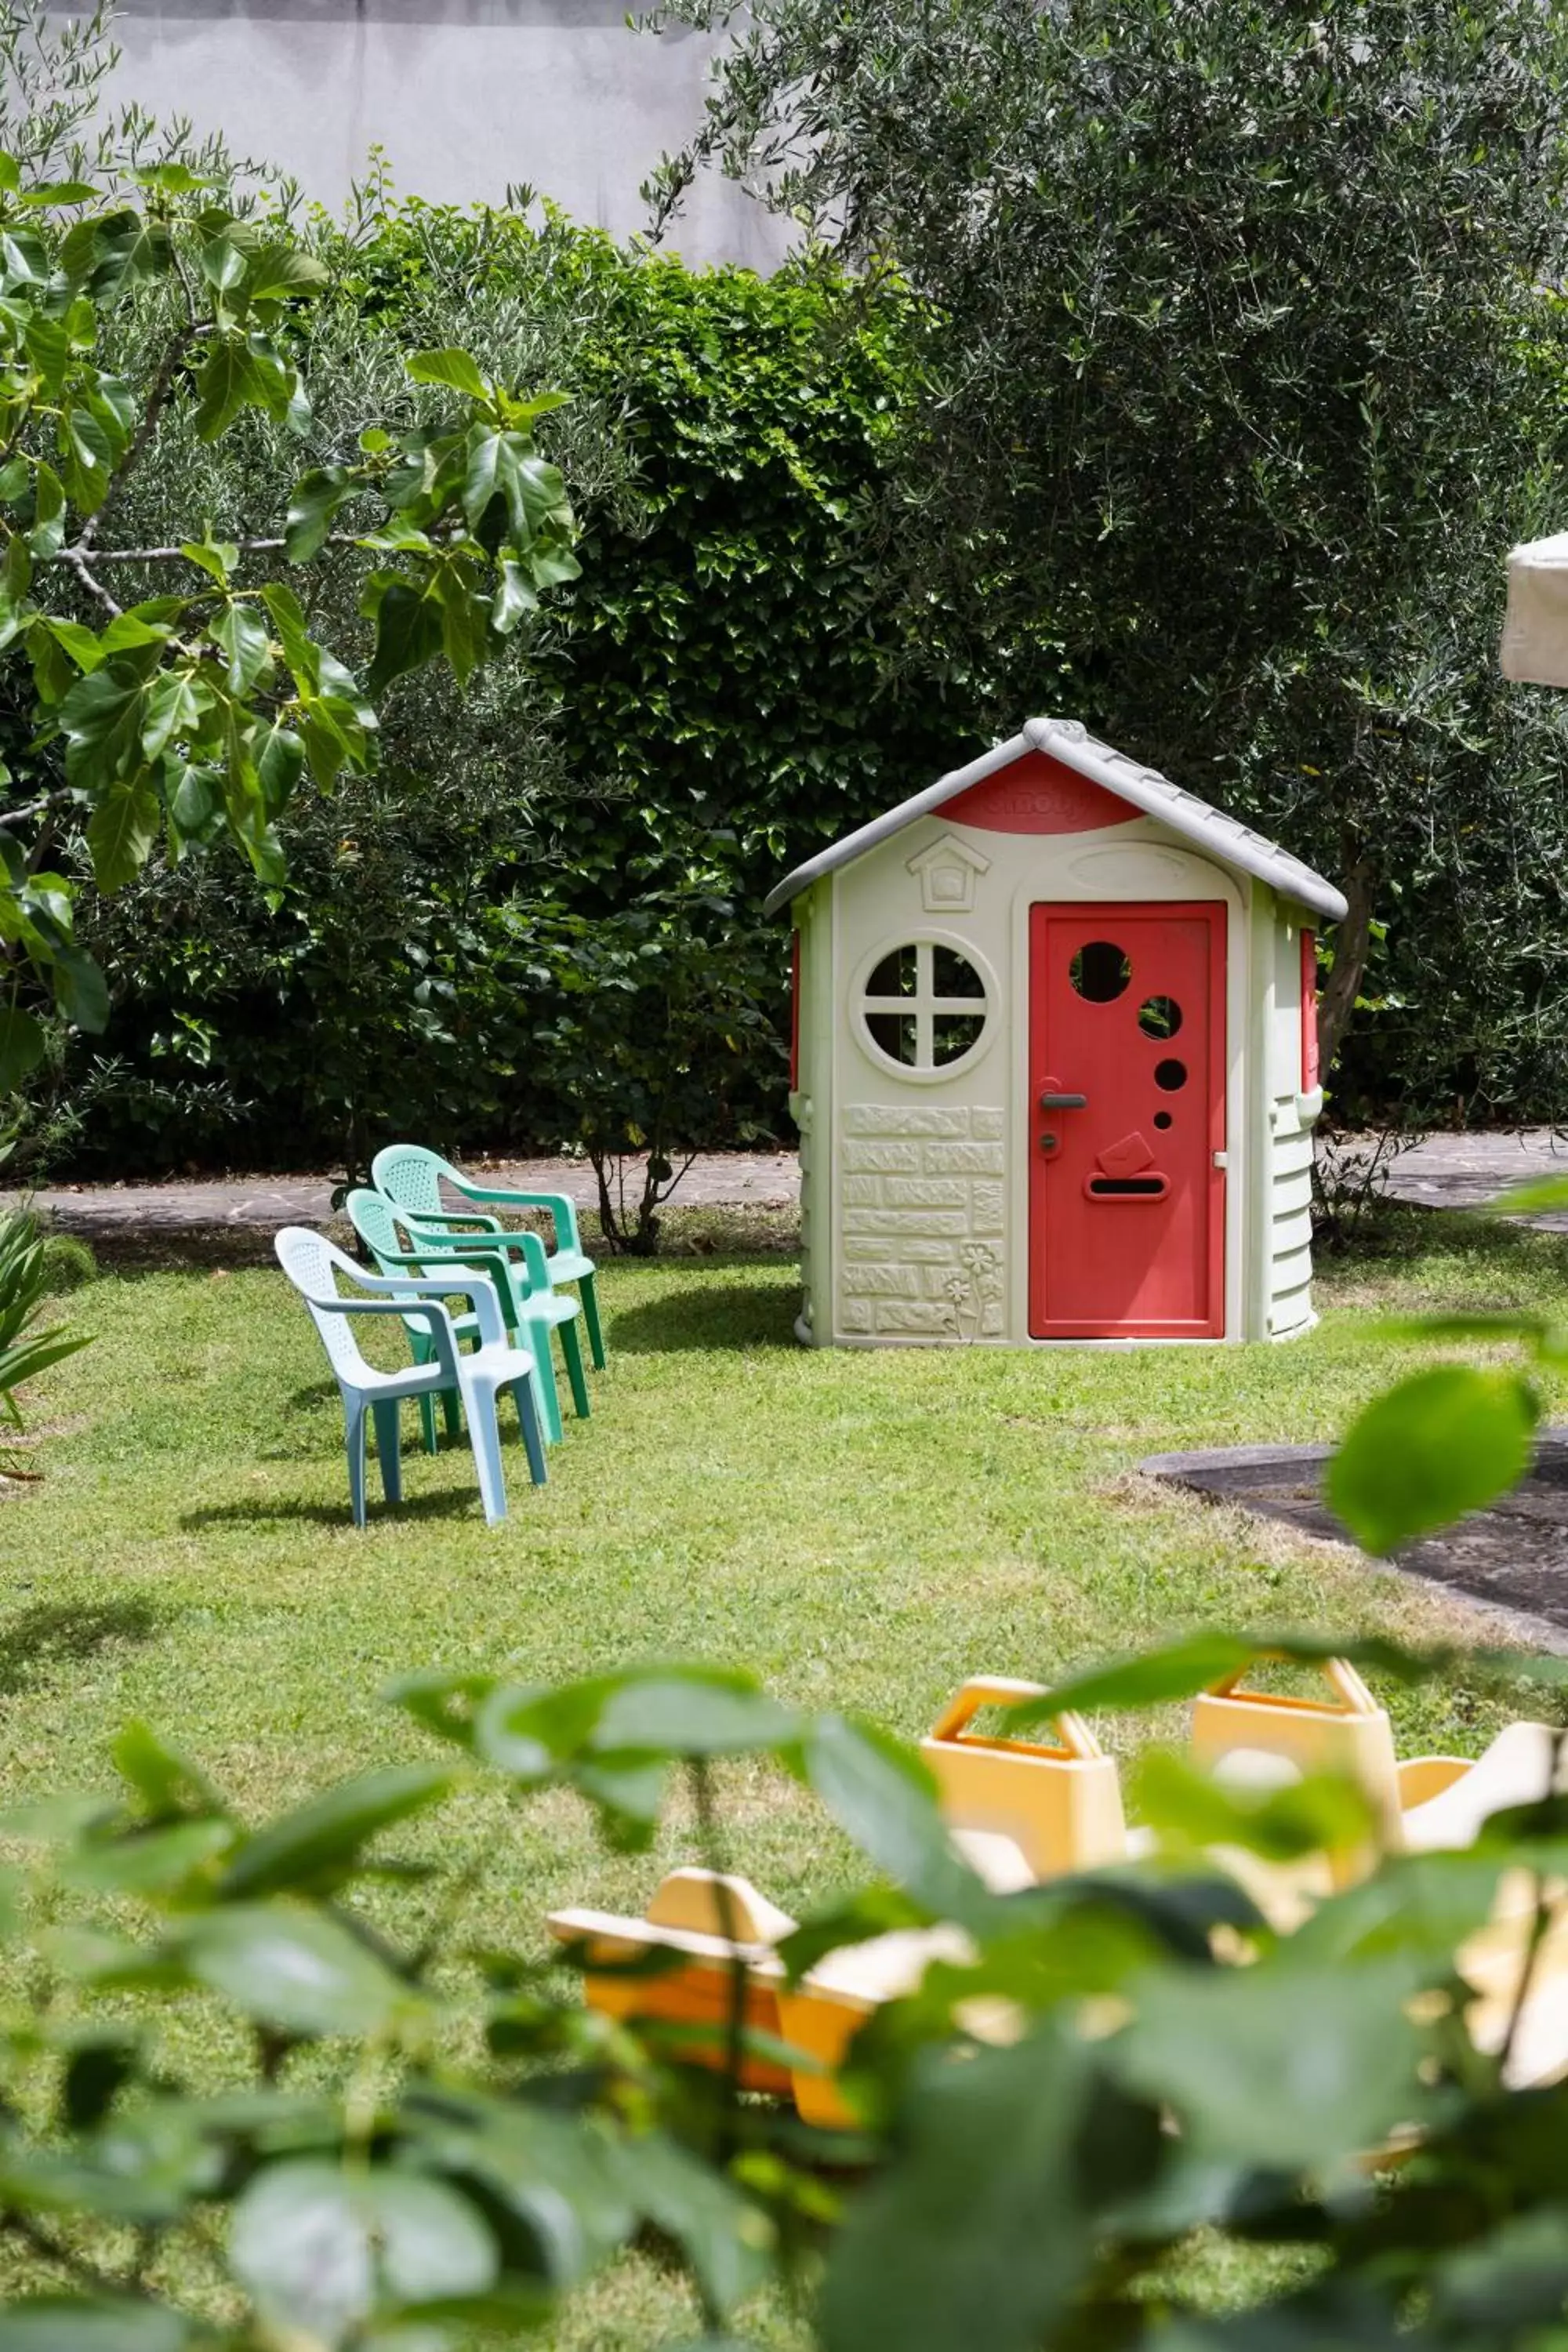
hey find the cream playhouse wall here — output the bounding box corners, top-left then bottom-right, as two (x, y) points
(782, 721), (1344, 1350)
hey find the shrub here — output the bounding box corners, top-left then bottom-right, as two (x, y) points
(503, 850), (786, 1250)
(0, 1628), (1562, 2349)
(0, 1205), (87, 1475)
(35, 153), (1568, 1167)
(49, 208), (982, 1178)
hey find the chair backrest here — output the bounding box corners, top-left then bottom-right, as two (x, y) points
(372, 1144), (456, 1224)
(274, 1226), (372, 1381)
(345, 1187), (414, 1276)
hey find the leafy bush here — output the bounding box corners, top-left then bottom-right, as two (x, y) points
(0, 1204), (86, 1474)
(41, 206), (981, 1178)
(0, 1627), (1565, 2348)
(37, 1225), (96, 1293)
(502, 850), (786, 1250)
(26, 60), (1568, 1164)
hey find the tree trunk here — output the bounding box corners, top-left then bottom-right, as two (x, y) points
(1317, 853), (1375, 1076)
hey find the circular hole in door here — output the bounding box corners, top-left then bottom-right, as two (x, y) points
(1153, 1110), (1174, 1131)
(1154, 1058), (1188, 1091)
(1069, 940), (1131, 1002)
(1138, 995), (1182, 1039)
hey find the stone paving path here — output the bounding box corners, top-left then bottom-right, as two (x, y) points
(5, 1126), (1567, 1236)
(6, 1151), (801, 1234)
(1373, 1126), (1568, 1228)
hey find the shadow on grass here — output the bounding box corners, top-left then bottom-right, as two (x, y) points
(180, 1483), (496, 1533)
(610, 1280), (799, 1354)
(0, 1596), (169, 1697)
(68, 1207), (800, 1279)
(70, 1226), (298, 1276)
(1317, 1199), (1568, 1268)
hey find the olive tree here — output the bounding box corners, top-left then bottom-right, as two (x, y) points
(648, 0), (1568, 1078)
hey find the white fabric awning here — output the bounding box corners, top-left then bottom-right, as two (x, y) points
(1501, 532), (1568, 686)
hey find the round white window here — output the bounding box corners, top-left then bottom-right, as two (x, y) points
(855, 938), (993, 1078)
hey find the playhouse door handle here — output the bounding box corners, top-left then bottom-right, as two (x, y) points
(1039, 1090), (1087, 1110)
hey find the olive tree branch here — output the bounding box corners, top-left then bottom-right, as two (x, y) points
(1, 785), (75, 832)
(56, 540), (120, 616)
(47, 530), (361, 567)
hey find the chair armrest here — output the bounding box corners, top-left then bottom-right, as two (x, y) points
(452, 1178), (584, 1257)
(397, 1218), (553, 1297)
(311, 1293), (465, 1381)
(341, 1263), (510, 1350)
(409, 1209), (503, 1234)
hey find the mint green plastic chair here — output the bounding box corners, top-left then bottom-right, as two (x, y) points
(274, 1228), (546, 1526)
(372, 1144), (605, 1373)
(345, 1187), (575, 1451)
(343, 1189), (464, 1456)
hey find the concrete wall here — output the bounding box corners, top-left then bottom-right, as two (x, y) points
(45, 0), (788, 269)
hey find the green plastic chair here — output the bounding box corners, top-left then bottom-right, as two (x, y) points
(372, 1144), (605, 1373)
(343, 1189), (468, 1455)
(347, 1187), (586, 1449)
(274, 1227), (546, 1526)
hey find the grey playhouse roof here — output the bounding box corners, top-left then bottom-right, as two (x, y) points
(762, 717), (1349, 924)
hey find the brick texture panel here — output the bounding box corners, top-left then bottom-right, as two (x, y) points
(837, 1104), (1007, 1341)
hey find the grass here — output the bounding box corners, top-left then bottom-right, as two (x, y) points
(3, 1200), (1566, 2345)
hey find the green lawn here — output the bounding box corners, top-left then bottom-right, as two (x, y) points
(3, 1204), (1565, 2345)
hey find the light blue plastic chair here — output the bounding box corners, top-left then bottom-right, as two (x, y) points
(372, 1144), (605, 1372)
(344, 1187), (570, 1452)
(274, 1228), (546, 1526)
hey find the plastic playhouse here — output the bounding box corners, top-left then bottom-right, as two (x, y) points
(768, 717), (1347, 1348)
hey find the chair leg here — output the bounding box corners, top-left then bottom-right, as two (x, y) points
(371, 1399), (402, 1505)
(579, 1272), (606, 1370)
(512, 1377), (548, 1487)
(526, 1318), (564, 1444)
(343, 1397), (368, 1528)
(407, 1330), (441, 1454)
(558, 1317), (591, 1421)
(416, 1392), (439, 1456)
(441, 1385), (462, 1439)
(463, 1383), (509, 1525)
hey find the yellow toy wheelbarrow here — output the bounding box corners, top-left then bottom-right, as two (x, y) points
(546, 1864), (971, 2129)
(548, 1662), (1568, 2125)
(920, 1674), (1128, 1889)
(548, 1679), (1131, 2126)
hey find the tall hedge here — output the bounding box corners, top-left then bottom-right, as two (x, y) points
(48, 212), (982, 1175)
(31, 198), (1568, 1174)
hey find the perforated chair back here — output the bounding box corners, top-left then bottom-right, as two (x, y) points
(274, 1226), (373, 1381)
(372, 1144), (456, 1225)
(345, 1187), (416, 1275)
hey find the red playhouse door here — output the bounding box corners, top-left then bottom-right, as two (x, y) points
(1029, 902), (1226, 1339)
